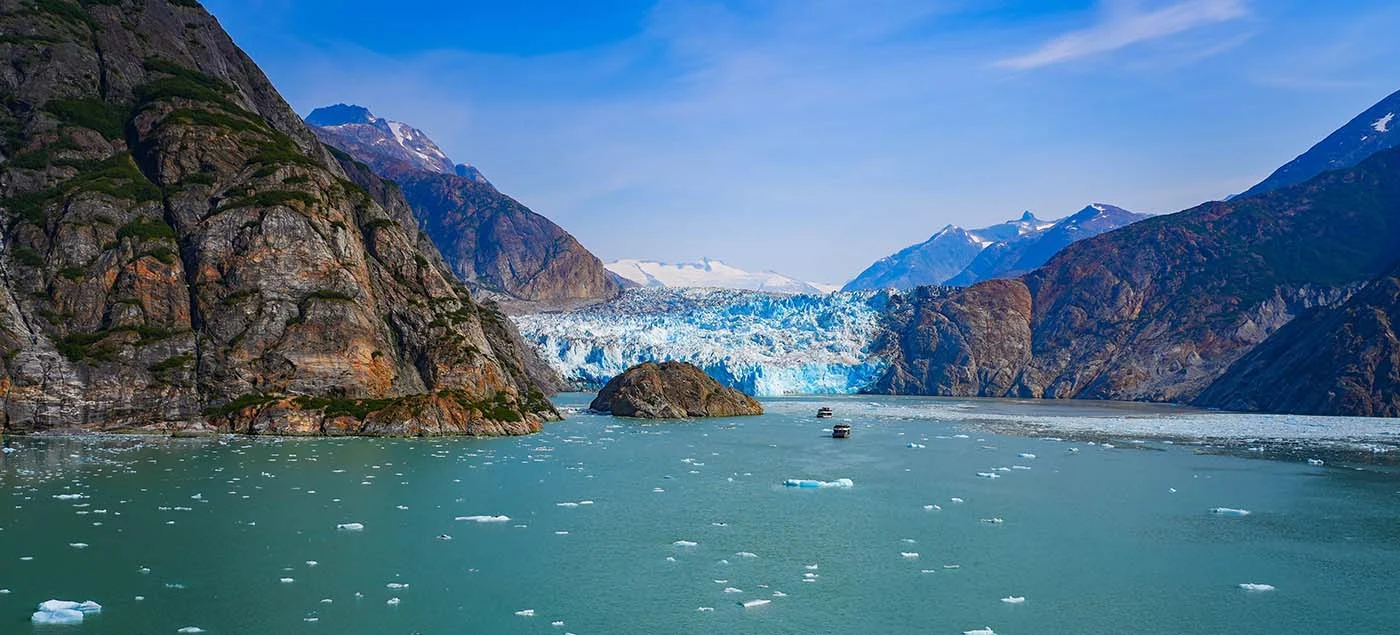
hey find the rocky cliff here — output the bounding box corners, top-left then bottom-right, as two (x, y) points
(1194, 263), (1400, 417)
(0, 0), (558, 434)
(306, 106), (620, 304)
(869, 144), (1400, 408)
(589, 361), (763, 419)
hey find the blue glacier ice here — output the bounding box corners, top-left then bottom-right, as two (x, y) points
(512, 288), (890, 396)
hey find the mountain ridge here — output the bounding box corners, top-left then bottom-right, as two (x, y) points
(606, 257), (837, 295)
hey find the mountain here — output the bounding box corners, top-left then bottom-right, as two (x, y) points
(870, 142), (1400, 407)
(842, 212), (1051, 291)
(1195, 262), (1400, 417)
(944, 204), (1150, 286)
(605, 258), (837, 295)
(513, 288), (889, 396)
(0, 0), (557, 434)
(1240, 89), (1400, 198)
(307, 105), (620, 304)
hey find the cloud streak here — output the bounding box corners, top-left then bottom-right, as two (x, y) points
(997, 0), (1249, 70)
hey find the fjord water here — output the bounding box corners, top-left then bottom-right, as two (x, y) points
(2, 395), (1399, 634)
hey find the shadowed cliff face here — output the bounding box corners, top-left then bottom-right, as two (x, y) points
(1195, 263), (1400, 417)
(872, 145), (1400, 411)
(0, 0), (557, 434)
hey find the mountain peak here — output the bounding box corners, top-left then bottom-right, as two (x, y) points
(305, 103), (376, 127)
(1019, 211), (1038, 222)
(605, 259), (836, 295)
(1241, 87), (1400, 198)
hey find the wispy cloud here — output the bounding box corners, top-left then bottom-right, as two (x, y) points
(997, 0), (1249, 70)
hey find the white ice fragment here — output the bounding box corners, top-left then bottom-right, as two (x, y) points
(980, 518), (1004, 524)
(387, 597), (401, 606)
(280, 577), (294, 584)
(782, 478), (853, 488)
(336, 522), (365, 531)
(950, 497), (965, 503)
(32, 599), (101, 625)
(900, 552), (919, 558)
(906, 443), (926, 449)
(1017, 453), (1036, 459)
(177, 628), (207, 633)
(69, 542), (89, 549)
(1001, 596), (1025, 604)
(964, 628), (996, 635)
(735, 551), (758, 558)
(556, 502), (579, 508)
(306, 561), (318, 567)
(456, 515), (510, 523)
(1307, 459), (1324, 466)
(696, 607), (714, 612)
(976, 472), (1000, 479)
(1210, 508), (1251, 516)
(672, 540), (698, 547)
(723, 587), (743, 593)
(1239, 583), (1275, 592)
(515, 609), (535, 617)
(386, 583), (408, 589)
(742, 599), (771, 608)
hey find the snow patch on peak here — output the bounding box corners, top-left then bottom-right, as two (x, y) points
(1373, 112), (1394, 133)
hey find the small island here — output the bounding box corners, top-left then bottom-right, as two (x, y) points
(589, 361), (764, 418)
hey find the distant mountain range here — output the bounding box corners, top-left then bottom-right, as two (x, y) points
(306, 105), (619, 304)
(606, 258), (838, 295)
(1240, 88), (1400, 198)
(844, 205), (1148, 291)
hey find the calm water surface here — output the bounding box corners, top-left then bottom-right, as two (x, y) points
(1, 394), (1398, 634)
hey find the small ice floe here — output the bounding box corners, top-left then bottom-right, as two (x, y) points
(673, 540), (698, 547)
(1001, 596), (1025, 604)
(653, 487), (665, 493)
(1209, 508), (1251, 516)
(742, 599), (771, 608)
(723, 587), (743, 594)
(964, 628), (996, 635)
(69, 542), (89, 549)
(772, 591), (787, 597)
(1068, 448), (1080, 454)
(554, 531), (569, 535)
(782, 478), (853, 488)
(514, 609), (535, 617)
(805, 564), (819, 570)
(976, 472), (1000, 479)
(336, 522), (365, 531)
(0, 589), (9, 594)
(980, 518), (1004, 524)
(134, 596), (143, 601)
(906, 443), (926, 449)
(1239, 583), (1275, 592)
(53, 494), (86, 500)
(437, 534), (453, 541)
(696, 606), (714, 612)
(456, 515), (510, 523)
(735, 552), (758, 558)
(950, 497), (965, 504)
(552, 620), (564, 627)
(578, 500), (594, 505)
(177, 628), (206, 634)
(31, 599), (101, 625)
(1011, 465), (1031, 471)
(395, 505), (408, 511)
(306, 561), (318, 567)
(900, 552), (919, 559)
(1017, 453), (1036, 459)
(387, 598), (401, 606)
(387, 583), (409, 589)
(1101, 443), (1116, 449)
(1, 447), (14, 453)
(556, 502), (579, 508)
(1169, 488), (1177, 494)
(139, 566), (151, 574)
(1307, 459), (1325, 466)
(279, 577), (294, 584)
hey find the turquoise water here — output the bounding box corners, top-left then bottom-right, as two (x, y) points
(2, 394), (1399, 634)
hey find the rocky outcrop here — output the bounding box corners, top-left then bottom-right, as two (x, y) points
(0, 0), (557, 434)
(1195, 263), (1400, 417)
(589, 361), (763, 418)
(307, 106), (620, 304)
(871, 144), (1400, 411)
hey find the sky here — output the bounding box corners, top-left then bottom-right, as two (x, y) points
(202, 0), (1400, 285)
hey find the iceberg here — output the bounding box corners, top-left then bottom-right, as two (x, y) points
(513, 288), (890, 396)
(1000, 596), (1025, 604)
(1239, 583), (1275, 592)
(783, 478), (854, 489)
(742, 599), (771, 608)
(672, 540), (698, 547)
(336, 522), (365, 531)
(964, 628), (996, 635)
(32, 599), (101, 625)
(456, 515), (510, 523)
(1209, 508), (1251, 516)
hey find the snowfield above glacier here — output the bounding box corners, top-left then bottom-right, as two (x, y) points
(512, 288), (890, 396)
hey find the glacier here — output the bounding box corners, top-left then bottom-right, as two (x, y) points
(512, 288), (889, 396)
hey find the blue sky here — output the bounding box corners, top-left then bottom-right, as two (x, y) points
(203, 0), (1400, 284)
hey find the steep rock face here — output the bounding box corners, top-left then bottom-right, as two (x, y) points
(842, 225), (992, 292)
(307, 106), (619, 303)
(868, 280), (1032, 396)
(0, 0), (557, 434)
(1195, 263), (1400, 417)
(872, 145), (1400, 408)
(945, 204), (1148, 286)
(1241, 89), (1400, 198)
(589, 361), (763, 418)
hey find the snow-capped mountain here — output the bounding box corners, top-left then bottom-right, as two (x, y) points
(512, 288), (889, 396)
(945, 204), (1150, 286)
(1241, 88), (1400, 198)
(605, 258), (838, 295)
(305, 104), (488, 183)
(842, 212), (1055, 291)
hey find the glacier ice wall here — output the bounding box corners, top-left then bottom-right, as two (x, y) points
(512, 288), (890, 396)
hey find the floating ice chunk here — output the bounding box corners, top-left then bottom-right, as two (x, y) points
(735, 552), (758, 558)
(32, 599), (101, 625)
(1239, 583), (1275, 592)
(906, 443), (926, 449)
(437, 534), (453, 541)
(0, 589), (8, 594)
(1001, 596), (1025, 604)
(772, 591), (787, 597)
(673, 540), (698, 547)
(805, 564), (819, 570)
(456, 515), (510, 523)
(782, 478), (853, 488)
(964, 628), (996, 635)
(336, 522), (365, 531)
(387, 583), (408, 589)
(950, 497), (964, 503)
(1017, 453), (1036, 459)
(900, 552), (919, 558)
(556, 502), (579, 508)
(552, 620), (564, 627)
(69, 542), (89, 548)
(387, 597), (401, 606)
(53, 494), (86, 500)
(1307, 459), (1324, 466)
(742, 599), (771, 608)
(723, 587), (743, 594)
(177, 628), (207, 634)
(578, 500), (594, 505)
(980, 518), (1004, 524)
(280, 577), (294, 584)
(515, 609), (535, 617)
(306, 561), (318, 567)
(396, 505), (408, 510)
(696, 607), (714, 612)
(653, 488), (665, 493)
(1, 447), (14, 453)
(976, 472), (1000, 479)
(1169, 488), (1177, 493)
(1210, 508), (1251, 516)
(1011, 465), (1031, 470)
